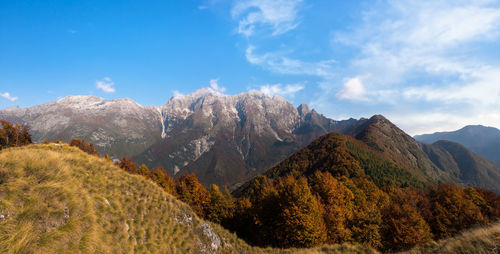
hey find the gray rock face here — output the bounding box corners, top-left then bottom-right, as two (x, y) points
(0, 95), (162, 159)
(139, 88), (358, 187)
(0, 89), (358, 187)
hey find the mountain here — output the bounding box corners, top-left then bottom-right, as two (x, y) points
(236, 117), (500, 196)
(422, 140), (500, 194)
(135, 89), (358, 187)
(415, 125), (500, 163)
(346, 115), (452, 183)
(234, 132), (429, 197)
(0, 96), (162, 159)
(0, 143), (376, 253)
(1, 89), (359, 187)
(3, 90), (499, 191)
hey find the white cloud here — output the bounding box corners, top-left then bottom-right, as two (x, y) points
(258, 83), (304, 97)
(0, 92), (18, 102)
(245, 45), (336, 78)
(96, 77), (116, 93)
(332, 0), (500, 92)
(317, 0), (500, 132)
(209, 79), (226, 93)
(231, 0), (303, 36)
(172, 90), (184, 98)
(336, 77), (367, 101)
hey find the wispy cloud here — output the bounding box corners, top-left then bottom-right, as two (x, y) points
(209, 79), (226, 93)
(322, 0), (500, 132)
(96, 77), (116, 93)
(245, 45), (335, 78)
(257, 83), (304, 97)
(0, 92), (18, 102)
(231, 0), (303, 36)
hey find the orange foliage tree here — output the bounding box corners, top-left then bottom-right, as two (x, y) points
(273, 176), (327, 248)
(151, 166), (176, 196)
(205, 184), (235, 224)
(309, 171), (354, 244)
(430, 184), (488, 238)
(0, 120), (32, 149)
(69, 138), (99, 156)
(382, 188), (432, 251)
(176, 173), (209, 217)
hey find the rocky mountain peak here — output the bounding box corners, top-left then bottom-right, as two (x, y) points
(297, 104), (311, 116)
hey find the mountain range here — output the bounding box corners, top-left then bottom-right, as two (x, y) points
(0, 88), (359, 187)
(1, 88), (500, 193)
(415, 125), (500, 164)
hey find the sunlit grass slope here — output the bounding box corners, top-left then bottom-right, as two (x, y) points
(403, 222), (500, 254)
(0, 144), (376, 254)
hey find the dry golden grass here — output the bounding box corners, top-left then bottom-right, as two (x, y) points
(403, 221), (500, 254)
(0, 144), (376, 254)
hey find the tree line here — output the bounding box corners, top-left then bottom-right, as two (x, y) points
(114, 155), (500, 251)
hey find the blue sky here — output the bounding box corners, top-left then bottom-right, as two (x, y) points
(1, 0), (500, 135)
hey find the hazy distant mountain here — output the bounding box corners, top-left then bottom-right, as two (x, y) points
(422, 140), (500, 193)
(415, 125), (500, 163)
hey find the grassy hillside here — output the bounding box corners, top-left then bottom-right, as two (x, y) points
(403, 221), (500, 254)
(0, 144), (376, 254)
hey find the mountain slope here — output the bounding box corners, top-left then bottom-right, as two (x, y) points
(0, 144), (250, 253)
(0, 144), (378, 254)
(422, 140), (500, 194)
(234, 132), (428, 197)
(346, 115), (454, 184)
(415, 125), (500, 163)
(0, 96), (162, 159)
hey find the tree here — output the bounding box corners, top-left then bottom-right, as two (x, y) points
(273, 176), (327, 248)
(176, 173), (209, 217)
(152, 166), (176, 196)
(382, 188), (432, 251)
(309, 171), (354, 243)
(0, 120), (32, 149)
(138, 164), (152, 178)
(205, 184), (235, 224)
(475, 188), (500, 219)
(430, 184), (488, 238)
(69, 138), (99, 156)
(117, 157), (137, 174)
(345, 178), (388, 249)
